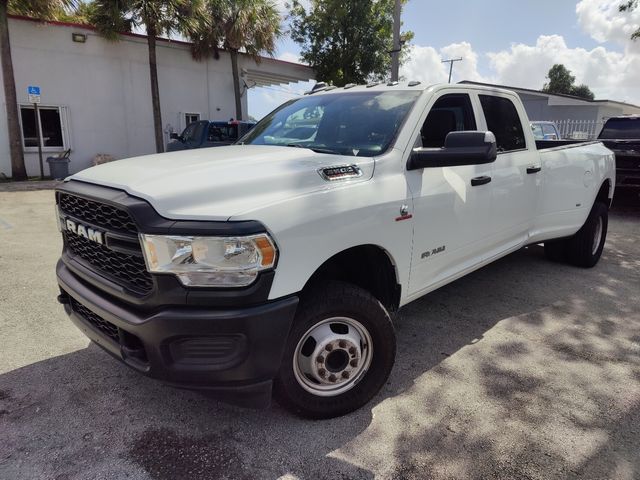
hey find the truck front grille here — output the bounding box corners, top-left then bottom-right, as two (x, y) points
(58, 192), (153, 295)
(70, 297), (119, 342)
(59, 192), (137, 235)
(64, 232), (153, 294)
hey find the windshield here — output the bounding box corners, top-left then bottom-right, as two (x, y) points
(181, 121), (205, 144)
(239, 90), (421, 157)
(598, 118), (640, 139)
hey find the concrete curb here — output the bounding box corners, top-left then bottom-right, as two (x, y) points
(0, 180), (62, 192)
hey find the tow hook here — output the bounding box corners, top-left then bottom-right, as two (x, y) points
(57, 293), (70, 305)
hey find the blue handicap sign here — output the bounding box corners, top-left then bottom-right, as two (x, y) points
(27, 86), (41, 95)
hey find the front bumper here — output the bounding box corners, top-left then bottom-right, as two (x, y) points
(57, 260), (298, 408)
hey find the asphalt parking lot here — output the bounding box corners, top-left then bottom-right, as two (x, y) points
(1, 188), (639, 480)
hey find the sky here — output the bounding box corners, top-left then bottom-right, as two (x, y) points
(248, 0), (640, 119)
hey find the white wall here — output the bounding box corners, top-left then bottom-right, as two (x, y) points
(0, 17), (312, 177)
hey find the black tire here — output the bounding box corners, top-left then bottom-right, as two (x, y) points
(566, 201), (608, 268)
(274, 281), (396, 419)
(544, 239), (568, 262)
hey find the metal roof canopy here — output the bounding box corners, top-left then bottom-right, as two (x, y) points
(242, 66), (314, 88)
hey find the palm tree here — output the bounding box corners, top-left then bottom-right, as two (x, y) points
(188, 0), (281, 120)
(0, 0), (77, 180)
(88, 0), (198, 153)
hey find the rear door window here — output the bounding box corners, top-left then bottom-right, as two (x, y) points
(479, 95), (526, 152)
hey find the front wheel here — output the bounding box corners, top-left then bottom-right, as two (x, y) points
(274, 282), (396, 419)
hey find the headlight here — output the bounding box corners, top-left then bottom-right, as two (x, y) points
(140, 233), (277, 287)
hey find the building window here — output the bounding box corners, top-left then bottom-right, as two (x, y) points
(19, 105), (69, 151)
(185, 113), (200, 127)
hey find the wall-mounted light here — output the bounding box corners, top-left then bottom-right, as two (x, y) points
(72, 33), (87, 43)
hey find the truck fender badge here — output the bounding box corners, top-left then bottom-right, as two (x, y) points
(395, 204), (412, 221)
(64, 219), (105, 245)
(318, 164), (363, 181)
(421, 245), (446, 259)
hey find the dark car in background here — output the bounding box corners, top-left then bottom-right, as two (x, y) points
(167, 120), (256, 152)
(598, 116), (640, 194)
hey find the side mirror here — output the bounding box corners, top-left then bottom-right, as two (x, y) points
(170, 132), (180, 140)
(407, 131), (498, 170)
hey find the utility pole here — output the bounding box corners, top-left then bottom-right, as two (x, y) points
(390, 0), (402, 82)
(442, 57), (462, 83)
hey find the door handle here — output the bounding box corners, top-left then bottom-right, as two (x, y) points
(527, 166), (542, 174)
(471, 175), (492, 186)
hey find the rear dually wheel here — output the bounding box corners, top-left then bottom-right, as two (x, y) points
(543, 201), (608, 268)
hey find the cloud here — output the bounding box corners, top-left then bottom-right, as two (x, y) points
(253, 2), (640, 118)
(486, 34), (640, 104)
(440, 42), (486, 83)
(576, 0), (640, 48)
(400, 42), (490, 85)
(278, 51), (301, 63)
(400, 45), (449, 84)
(398, 1), (640, 104)
(400, 34), (640, 105)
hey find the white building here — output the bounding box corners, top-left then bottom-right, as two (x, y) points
(0, 15), (314, 177)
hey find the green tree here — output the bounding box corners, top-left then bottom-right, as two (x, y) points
(55, 1), (94, 23)
(619, 1), (640, 40)
(543, 64), (575, 94)
(1, 0), (77, 180)
(88, 0), (198, 153)
(571, 84), (595, 101)
(188, 0), (281, 120)
(288, 0), (412, 87)
(542, 64), (595, 100)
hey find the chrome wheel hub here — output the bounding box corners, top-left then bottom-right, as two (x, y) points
(293, 317), (373, 397)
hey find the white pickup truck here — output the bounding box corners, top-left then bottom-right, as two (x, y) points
(55, 82), (615, 418)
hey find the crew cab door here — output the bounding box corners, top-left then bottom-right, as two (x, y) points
(477, 94), (540, 252)
(405, 92), (494, 299)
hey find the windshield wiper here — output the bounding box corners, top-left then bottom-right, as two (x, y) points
(285, 143), (341, 155)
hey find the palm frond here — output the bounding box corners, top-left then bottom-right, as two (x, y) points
(8, 0), (80, 20)
(186, 0), (281, 62)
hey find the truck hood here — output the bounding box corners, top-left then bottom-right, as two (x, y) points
(70, 145), (374, 220)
